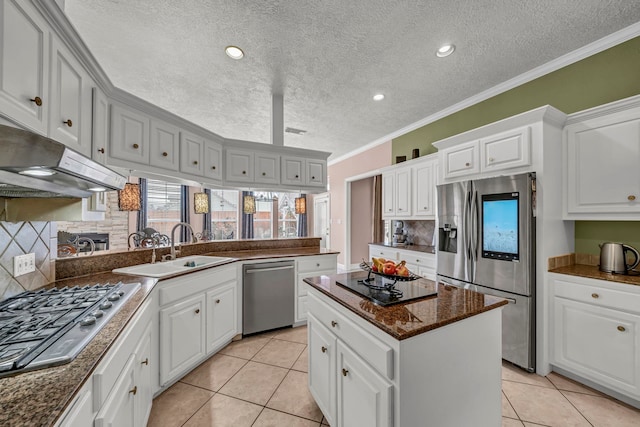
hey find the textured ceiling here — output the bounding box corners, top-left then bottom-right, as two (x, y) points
(64, 0), (640, 160)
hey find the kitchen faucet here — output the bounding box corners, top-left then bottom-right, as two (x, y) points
(162, 222), (197, 261)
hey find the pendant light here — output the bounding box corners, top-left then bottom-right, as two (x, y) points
(118, 183), (141, 211)
(295, 195), (306, 214)
(243, 194), (256, 214)
(194, 192), (209, 214)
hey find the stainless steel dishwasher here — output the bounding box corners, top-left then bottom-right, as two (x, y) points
(243, 260), (295, 335)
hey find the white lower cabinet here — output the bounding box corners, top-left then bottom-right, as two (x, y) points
(56, 382), (93, 427)
(550, 273), (640, 403)
(308, 315), (337, 426)
(94, 354), (137, 427)
(206, 282), (237, 353)
(295, 254), (338, 322)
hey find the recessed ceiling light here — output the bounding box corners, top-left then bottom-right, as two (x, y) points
(225, 46), (244, 60)
(436, 44), (455, 58)
(373, 94), (385, 101)
(19, 168), (55, 177)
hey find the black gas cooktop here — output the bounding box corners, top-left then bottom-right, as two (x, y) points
(336, 276), (436, 306)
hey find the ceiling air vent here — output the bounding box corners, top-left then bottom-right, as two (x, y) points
(285, 127), (307, 135)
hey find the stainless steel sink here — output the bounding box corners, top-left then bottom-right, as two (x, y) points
(112, 255), (234, 278)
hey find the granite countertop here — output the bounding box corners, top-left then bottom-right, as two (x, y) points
(369, 242), (436, 254)
(549, 264), (640, 287)
(0, 247), (339, 426)
(303, 271), (507, 340)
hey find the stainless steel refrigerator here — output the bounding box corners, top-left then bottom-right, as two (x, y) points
(436, 172), (536, 371)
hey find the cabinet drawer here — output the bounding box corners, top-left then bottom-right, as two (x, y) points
(308, 291), (393, 379)
(397, 251), (435, 268)
(298, 256), (337, 273)
(369, 246), (398, 262)
(553, 278), (640, 315)
(159, 266), (236, 306)
(297, 271), (333, 296)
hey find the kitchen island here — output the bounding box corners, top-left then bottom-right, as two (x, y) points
(303, 272), (508, 427)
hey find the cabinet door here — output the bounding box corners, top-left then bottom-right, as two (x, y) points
(566, 113), (640, 215)
(553, 297), (640, 396)
(92, 87), (108, 164)
(336, 341), (392, 427)
(414, 161), (435, 217)
(150, 121), (179, 171)
(226, 149), (254, 182)
(206, 282), (237, 353)
(443, 140), (480, 179)
(110, 104), (150, 164)
(180, 131), (204, 176)
(203, 139), (223, 181)
(308, 315), (337, 426)
(395, 168), (411, 216)
(58, 384), (93, 427)
(480, 126), (530, 172)
(281, 156), (305, 185)
(255, 152), (280, 184)
(94, 355), (136, 427)
(381, 173), (395, 218)
(134, 322), (153, 427)
(160, 294), (206, 385)
(307, 160), (326, 187)
(0, 0), (49, 133)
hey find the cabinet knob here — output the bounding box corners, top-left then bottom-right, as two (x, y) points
(63, 119), (73, 127)
(321, 346), (327, 353)
(212, 166), (216, 170)
(465, 162), (470, 167)
(242, 170), (246, 175)
(129, 386), (137, 395)
(195, 308), (200, 314)
(488, 157), (494, 162)
(331, 320), (338, 328)
(262, 172), (266, 176)
(193, 160), (198, 165)
(317, 263), (320, 267)
(628, 195), (636, 201)
(215, 299), (220, 304)
(133, 143), (139, 149)
(30, 96), (42, 106)
(423, 206), (427, 209)
(312, 176), (315, 179)
(141, 358), (149, 365)
(162, 152), (168, 157)
(342, 368), (349, 377)
(97, 148), (105, 154)
(618, 325), (626, 332)
(295, 175), (299, 178)
(591, 293), (599, 299)
(416, 259), (420, 263)
(398, 208), (403, 211)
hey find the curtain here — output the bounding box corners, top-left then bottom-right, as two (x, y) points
(297, 194), (308, 237)
(180, 185), (190, 242)
(203, 189), (212, 235)
(372, 175), (384, 242)
(136, 178), (148, 232)
(241, 191), (254, 239)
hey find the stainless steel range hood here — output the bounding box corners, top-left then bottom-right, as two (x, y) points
(0, 124), (126, 198)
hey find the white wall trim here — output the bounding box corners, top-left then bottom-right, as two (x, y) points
(329, 21), (640, 167)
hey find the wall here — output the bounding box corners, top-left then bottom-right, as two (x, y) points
(392, 36), (640, 252)
(350, 177), (374, 265)
(328, 141), (392, 266)
(0, 221), (55, 300)
(575, 222), (640, 255)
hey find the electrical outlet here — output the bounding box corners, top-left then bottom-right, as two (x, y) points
(13, 253), (36, 277)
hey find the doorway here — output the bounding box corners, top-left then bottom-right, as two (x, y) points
(313, 194), (330, 250)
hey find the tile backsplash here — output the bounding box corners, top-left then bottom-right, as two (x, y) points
(0, 221), (55, 300)
(388, 220), (436, 246)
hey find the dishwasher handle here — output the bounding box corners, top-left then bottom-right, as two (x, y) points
(245, 265), (295, 274)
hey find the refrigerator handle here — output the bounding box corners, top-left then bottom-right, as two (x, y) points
(471, 189), (479, 262)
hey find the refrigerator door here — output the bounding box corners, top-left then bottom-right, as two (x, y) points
(471, 173), (535, 296)
(436, 180), (472, 282)
(438, 275), (535, 372)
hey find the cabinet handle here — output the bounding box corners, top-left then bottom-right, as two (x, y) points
(162, 152), (168, 157)
(195, 309), (200, 314)
(591, 293), (599, 299)
(129, 386), (137, 395)
(618, 326), (626, 332)
(342, 368), (348, 377)
(465, 162), (470, 167)
(215, 299), (220, 304)
(398, 208), (403, 211)
(331, 320), (338, 328)
(97, 148), (105, 154)
(141, 358), (149, 365)
(30, 96), (43, 106)
(628, 195), (636, 201)
(242, 170), (246, 175)
(63, 119), (73, 127)
(317, 263), (320, 267)
(193, 160), (198, 165)
(321, 346), (327, 353)
(212, 166), (216, 170)
(133, 143), (139, 149)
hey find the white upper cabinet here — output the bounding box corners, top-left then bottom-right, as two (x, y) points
(480, 126), (530, 173)
(180, 131), (205, 176)
(395, 168), (411, 216)
(382, 173), (395, 217)
(306, 159), (327, 187)
(255, 152), (280, 184)
(281, 156), (305, 186)
(110, 103), (150, 165)
(92, 87), (109, 165)
(413, 158), (437, 218)
(150, 121), (179, 171)
(0, 0), (50, 134)
(443, 140), (480, 179)
(564, 99), (640, 219)
(203, 139), (223, 181)
(226, 149), (254, 183)
(382, 153), (437, 220)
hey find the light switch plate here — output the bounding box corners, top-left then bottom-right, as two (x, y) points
(14, 253), (36, 276)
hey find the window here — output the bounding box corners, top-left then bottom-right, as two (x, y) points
(250, 192), (300, 239)
(146, 179), (181, 236)
(278, 193), (298, 238)
(210, 190), (238, 240)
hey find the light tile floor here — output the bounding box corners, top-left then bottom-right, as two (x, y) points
(148, 325), (640, 426)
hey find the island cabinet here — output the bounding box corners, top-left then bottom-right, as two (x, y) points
(306, 285), (503, 427)
(550, 273), (640, 405)
(295, 254), (338, 323)
(158, 265), (239, 386)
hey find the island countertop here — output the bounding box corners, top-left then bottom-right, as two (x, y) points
(303, 271), (507, 340)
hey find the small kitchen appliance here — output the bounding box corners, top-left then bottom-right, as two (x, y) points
(392, 220), (408, 247)
(599, 242), (640, 274)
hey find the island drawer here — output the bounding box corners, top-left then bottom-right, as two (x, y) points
(308, 291), (394, 379)
(553, 276), (640, 315)
(298, 256), (337, 273)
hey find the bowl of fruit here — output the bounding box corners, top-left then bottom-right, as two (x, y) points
(361, 257), (421, 282)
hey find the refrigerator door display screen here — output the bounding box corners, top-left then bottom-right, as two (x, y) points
(482, 193), (519, 261)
